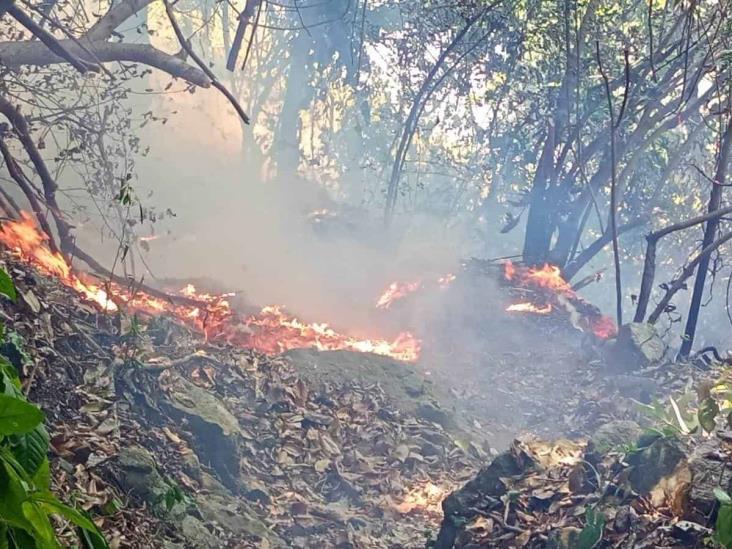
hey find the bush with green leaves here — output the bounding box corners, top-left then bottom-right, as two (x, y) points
(0, 267), (108, 548)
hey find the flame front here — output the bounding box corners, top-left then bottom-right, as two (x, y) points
(503, 260), (616, 339)
(376, 280), (422, 309)
(0, 213), (117, 311)
(506, 302), (552, 314)
(0, 214), (421, 362)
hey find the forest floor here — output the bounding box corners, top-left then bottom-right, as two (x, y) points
(0, 249), (703, 548)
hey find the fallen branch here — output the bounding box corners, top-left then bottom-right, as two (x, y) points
(67, 241), (211, 309)
(0, 133), (60, 253)
(0, 96), (74, 252)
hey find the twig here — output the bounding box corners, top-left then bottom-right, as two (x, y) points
(163, 0), (250, 124)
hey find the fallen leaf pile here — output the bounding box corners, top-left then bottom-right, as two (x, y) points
(0, 253), (481, 548)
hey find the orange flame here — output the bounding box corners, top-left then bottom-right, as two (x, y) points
(0, 213), (117, 311)
(0, 214), (421, 361)
(503, 260), (616, 338)
(376, 280), (422, 309)
(506, 302), (552, 314)
(505, 261), (574, 295)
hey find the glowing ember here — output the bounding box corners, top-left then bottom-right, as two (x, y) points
(0, 213), (421, 362)
(395, 481), (451, 516)
(589, 315), (617, 339)
(506, 302), (552, 314)
(437, 273), (456, 288)
(376, 280), (422, 309)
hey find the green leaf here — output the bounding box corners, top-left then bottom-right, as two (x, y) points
(715, 488), (732, 505)
(0, 522), (8, 549)
(577, 507), (605, 549)
(717, 503), (732, 548)
(7, 527), (36, 549)
(699, 397), (720, 433)
(21, 502), (58, 548)
(33, 495), (108, 549)
(0, 270), (16, 303)
(9, 426), (49, 478)
(31, 459), (50, 493)
(0, 396), (43, 436)
(0, 460), (33, 533)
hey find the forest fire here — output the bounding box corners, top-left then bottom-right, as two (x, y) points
(375, 273), (457, 309)
(506, 302), (552, 314)
(376, 280), (423, 309)
(0, 213), (420, 361)
(503, 260), (616, 339)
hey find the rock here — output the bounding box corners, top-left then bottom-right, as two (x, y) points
(196, 494), (284, 546)
(626, 434), (690, 510)
(179, 515), (218, 548)
(685, 440), (732, 522)
(115, 446), (171, 512)
(162, 372), (242, 490)
(608, 323), (667, 370)
(434, 441), (535, 549)
(590, 420), (643, 454)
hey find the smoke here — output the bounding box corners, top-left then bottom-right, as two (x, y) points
(72, 87), (465, 337)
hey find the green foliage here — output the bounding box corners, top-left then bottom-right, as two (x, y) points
(0, 271), (16, 303)
(577, 507), (605, 549)
(715, 488), (732, 548)
(0, 268), (108, 548)
(158, 484), (187, 513)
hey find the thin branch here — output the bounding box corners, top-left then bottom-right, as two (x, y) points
(648, 230), (732, 324)
(163, 0), (250, 124)
(634, 205), (732, 322)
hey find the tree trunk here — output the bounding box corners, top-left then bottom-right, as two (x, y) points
(678, 118), (732, 358)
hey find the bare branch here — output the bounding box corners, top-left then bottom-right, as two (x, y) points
(6, 4), (98, 73)
(163, 0), (250, 124)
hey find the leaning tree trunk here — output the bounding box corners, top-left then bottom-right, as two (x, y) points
(678, 118), (732, 358)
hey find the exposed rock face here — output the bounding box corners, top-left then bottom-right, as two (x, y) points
(161, 372), (243, 491)
(590, 420), (643, 453)
(434, 428), (732, 548)
(608, 322), (667, 370)
(434, 441), (536, 549)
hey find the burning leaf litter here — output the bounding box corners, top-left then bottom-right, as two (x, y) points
(0, 212), (420, 361)
(503, 260), (617, 339)
(1, 249), (480, 547)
